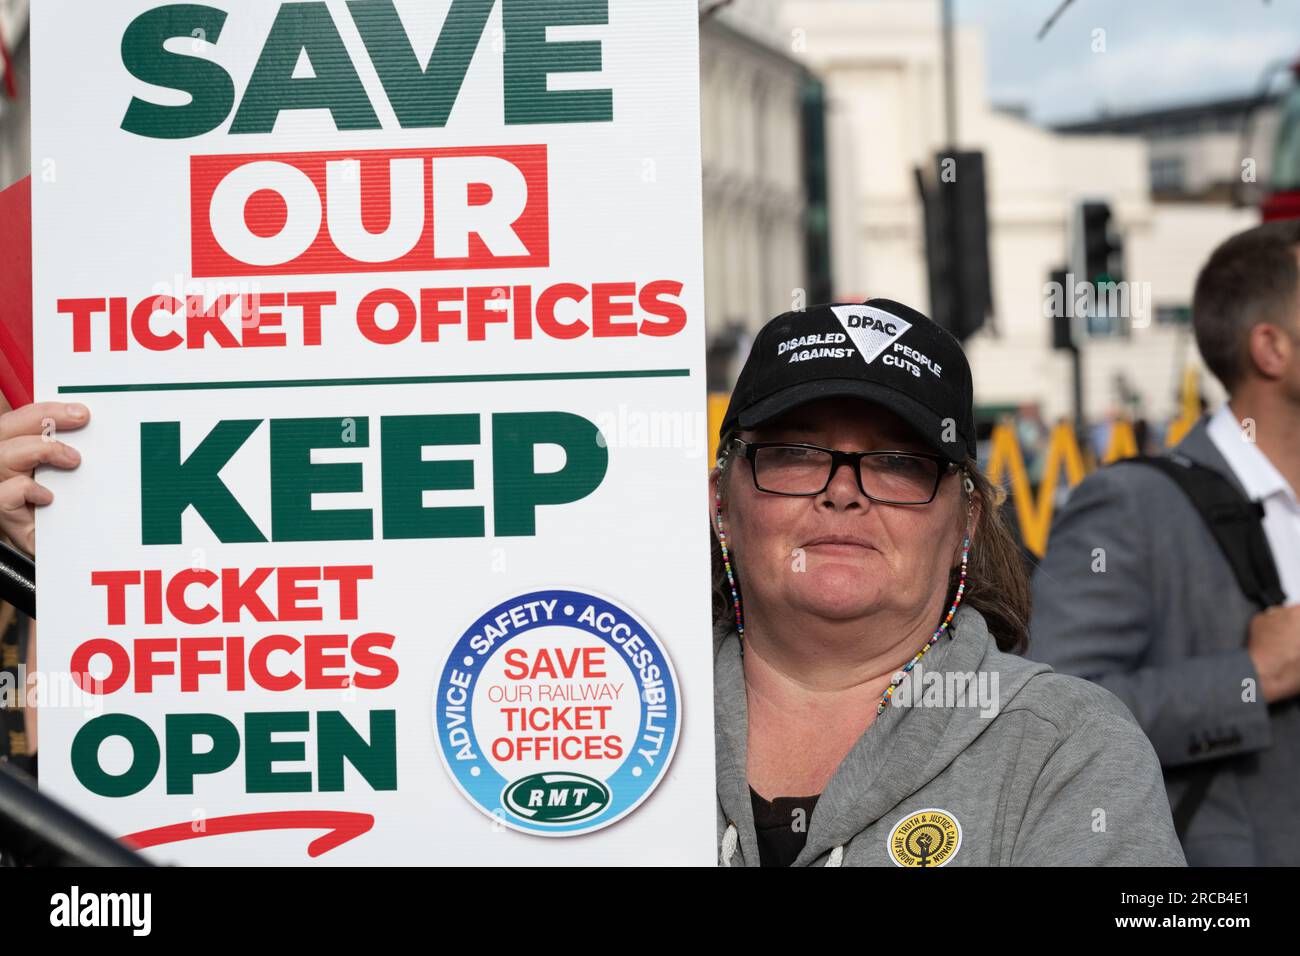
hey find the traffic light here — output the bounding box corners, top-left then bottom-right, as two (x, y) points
(917, 151), (993, 341)
(1077, 201), (1126, 336)
(1081, 201), (1123, 288)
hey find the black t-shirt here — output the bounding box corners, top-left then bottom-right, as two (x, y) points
(749, 786), (820, 867)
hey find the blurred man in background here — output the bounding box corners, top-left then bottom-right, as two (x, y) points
(1031, 220), (1300, 866)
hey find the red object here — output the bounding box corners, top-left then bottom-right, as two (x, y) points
(121, 810), (375, 858)
(0, 175), (33, 408)
(190, 145), (549, 277)
(1260, 189), (1300, 223)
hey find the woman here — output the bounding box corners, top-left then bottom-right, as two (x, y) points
(710, 298), (1185, 866)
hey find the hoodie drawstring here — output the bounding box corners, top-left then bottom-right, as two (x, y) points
(720, 822), (845, 867)
(720, 822), (738, 866)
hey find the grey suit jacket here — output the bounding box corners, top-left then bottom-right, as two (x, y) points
(1030, 416), (1300, 865)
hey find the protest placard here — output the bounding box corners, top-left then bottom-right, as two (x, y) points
(31, 0), (712, 864)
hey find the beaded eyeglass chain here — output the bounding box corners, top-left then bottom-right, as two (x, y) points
(713, 469), (974, 717)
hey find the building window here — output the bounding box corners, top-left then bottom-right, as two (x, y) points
(1150, 155), (1185, 192)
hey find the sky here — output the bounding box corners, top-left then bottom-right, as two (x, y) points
(956, 0), (1300, 124)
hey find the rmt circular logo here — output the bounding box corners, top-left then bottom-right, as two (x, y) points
(434, 589), (680, 836)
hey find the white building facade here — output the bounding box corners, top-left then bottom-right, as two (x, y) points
(700, 6), (812, 338)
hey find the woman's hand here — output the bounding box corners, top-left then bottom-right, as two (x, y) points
(0, 401), (90, 557)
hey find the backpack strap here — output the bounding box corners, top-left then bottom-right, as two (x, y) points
(1116, 454), (1286, 610)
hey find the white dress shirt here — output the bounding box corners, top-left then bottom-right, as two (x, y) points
(1206, 402), (1300, 606)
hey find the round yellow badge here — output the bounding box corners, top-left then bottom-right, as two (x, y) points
(887, 808), (962, 867)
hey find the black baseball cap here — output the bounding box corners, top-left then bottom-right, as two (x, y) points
(716, 298), (976, 464)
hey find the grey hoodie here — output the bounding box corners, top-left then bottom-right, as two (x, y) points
(715, 604), (1188, 866)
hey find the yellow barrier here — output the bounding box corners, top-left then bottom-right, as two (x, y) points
(1165, 367), (1203, 448)
(987, 422), (1086, 557)
(707, 393), (729, 462)
(985, 418), (1156, 556)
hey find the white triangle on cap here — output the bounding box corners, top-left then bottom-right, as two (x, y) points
(830, 304), (911, 364)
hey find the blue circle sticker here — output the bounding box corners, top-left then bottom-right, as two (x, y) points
(433, 589), (681, 836)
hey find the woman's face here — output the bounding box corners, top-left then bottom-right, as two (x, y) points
(712, 397), (969, 628)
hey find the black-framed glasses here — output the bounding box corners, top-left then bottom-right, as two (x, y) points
(729, 438), (958, 504)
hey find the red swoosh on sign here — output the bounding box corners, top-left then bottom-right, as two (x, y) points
(121, 811), (375, 858)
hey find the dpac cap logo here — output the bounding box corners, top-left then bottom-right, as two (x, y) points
(830, 304), (912, 364)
